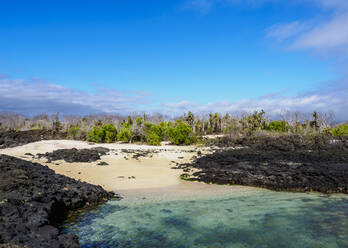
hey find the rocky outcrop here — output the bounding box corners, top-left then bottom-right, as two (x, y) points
(37, 147), (110, 163)
(0, 155), (115, 248)
(180, 139), (348, 194)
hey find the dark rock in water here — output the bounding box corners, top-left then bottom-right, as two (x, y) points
(38, 147), (110, 163)
(97, 161), (109, 166)
(181, 142), (348, 194)
(0, 130), (67, 149)
(0, 154), (114, 248)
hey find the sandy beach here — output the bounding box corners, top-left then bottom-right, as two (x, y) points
(0, 140), (251, 199)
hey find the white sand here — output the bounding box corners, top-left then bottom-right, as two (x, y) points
(0, 140), (255, 198)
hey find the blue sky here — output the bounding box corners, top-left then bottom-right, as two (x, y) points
(1, 0), (348, 119)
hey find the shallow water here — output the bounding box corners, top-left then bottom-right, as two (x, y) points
(61, 188), (348, 248)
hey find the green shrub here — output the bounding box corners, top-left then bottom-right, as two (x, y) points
(331, 125), (348, 137)
(87, 123), (118, 143)
(103, 123), (118, 143)
(117, 123), (132, 143)
(267, 121), (289, 132)
(143, 122), (166, 146)
(145, 132), (162, 146)
(87, 126), (104, 143)
(167, 120), (196, 145)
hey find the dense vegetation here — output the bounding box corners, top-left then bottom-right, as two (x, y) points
(0, 111), (347, 146)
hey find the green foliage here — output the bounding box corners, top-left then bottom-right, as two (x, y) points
(87, 123), (118, 143)
(185, 111), (195, 127)
(87, 126), (104, 143)
(104, 123), (118, 143)
(331, 125), (348, 137)
(135, 117), (143, 126)
(167, 120), (196, 145)
(267, 121), (289, 132)
(247, 110), (267, 132)
(180, 174), (190, 180)
(143, 122), (166, 146)
(117, 123), (132, 143)
(208, 113), (222, 134)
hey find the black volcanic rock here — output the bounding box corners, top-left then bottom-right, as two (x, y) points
(38, 147), (110, 163)
(0, 155), (114, 248)
(180, 139), (348, 194)
(0, 130), (67, 149)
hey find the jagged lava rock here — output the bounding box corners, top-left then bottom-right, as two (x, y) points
(0, 154), (114, 248)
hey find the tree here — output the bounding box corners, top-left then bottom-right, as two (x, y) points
(167, 120), (196, 145)
(310, 111), (320, 131)
(143, 122), (166, 146)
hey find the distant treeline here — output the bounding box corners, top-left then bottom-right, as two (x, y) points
(0, 111), (347, 146)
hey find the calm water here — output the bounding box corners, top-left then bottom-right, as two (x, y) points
(61, 188), (348, 248)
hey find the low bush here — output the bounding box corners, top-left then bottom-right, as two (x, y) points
(104, 123), (118, 143)
(144, 122), (166, 146)
(87, 123), (117, 143)
(167, 120), (196, 145)
(331, 125), (348, 137)
(267, 121), (289, 132)
(117, 123), (132, 143)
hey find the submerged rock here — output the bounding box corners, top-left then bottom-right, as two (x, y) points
(0, 154), (114, 247)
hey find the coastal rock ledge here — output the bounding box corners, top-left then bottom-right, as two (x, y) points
(0, 154), (114, 248)
(180, 145), (348, 194)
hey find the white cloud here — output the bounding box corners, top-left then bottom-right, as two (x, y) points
(292, 15), (348, 50)
(163, 100), (197, 109)
(0, 77), (151, 116)
(266, 0), (348, 57)
(267, 21), (310, 41)
(315, 0), (348, 10)
(163, 79), (348, 121)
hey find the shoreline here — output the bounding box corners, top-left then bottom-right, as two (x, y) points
(0, 140), (269, 203)
(1, 139), (348, 196)
(0, 140), (211, 193)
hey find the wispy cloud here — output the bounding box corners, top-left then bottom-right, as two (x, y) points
(266, 21), (311, 41)
(0, 77), (151, 116)
(2, 75), (347, 120)
(163, 79), (348, 121)
(266, 0), (348, 59)
(163, 100), (198, 110)
(292, 15), (348, 51)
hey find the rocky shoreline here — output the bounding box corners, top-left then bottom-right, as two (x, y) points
(0, 154), (115, 248)
(179, 136), (348, 194)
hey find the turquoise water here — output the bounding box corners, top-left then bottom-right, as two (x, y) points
(61, 189), (348, 248)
